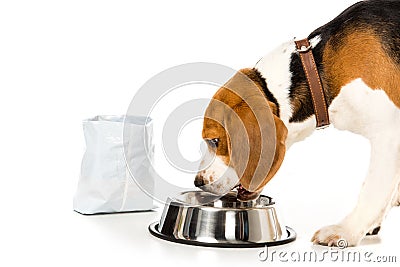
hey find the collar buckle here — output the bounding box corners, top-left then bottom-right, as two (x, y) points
(295, 45), (312, 53)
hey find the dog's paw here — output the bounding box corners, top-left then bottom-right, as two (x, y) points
(311, 224), (361, 247)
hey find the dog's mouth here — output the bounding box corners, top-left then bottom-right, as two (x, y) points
(235, 184), (260, 201)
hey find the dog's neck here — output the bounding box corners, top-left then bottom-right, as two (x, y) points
(255, 37), (322, 148)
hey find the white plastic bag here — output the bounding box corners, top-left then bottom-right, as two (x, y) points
(73, 115), (155, 214)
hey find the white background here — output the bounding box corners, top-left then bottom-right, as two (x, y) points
(1, 0), (399, 266)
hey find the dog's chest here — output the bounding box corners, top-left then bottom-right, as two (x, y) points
(285, 78), (400, 147)
(328, 79), (400, 139)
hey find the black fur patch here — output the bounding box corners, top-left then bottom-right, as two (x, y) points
(366, 226), (381, 236)
(288, 53), (317, 123)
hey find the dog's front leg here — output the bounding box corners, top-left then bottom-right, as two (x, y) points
(312, 136), (400, 247)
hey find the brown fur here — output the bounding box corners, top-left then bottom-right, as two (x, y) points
(202, 69), (287, 193)
(323, 29), (400, 108)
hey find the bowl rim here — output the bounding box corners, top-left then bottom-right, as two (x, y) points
(167, 191), (276, 211)
(148, 222), (296, 248)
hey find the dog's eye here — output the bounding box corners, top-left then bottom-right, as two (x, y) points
(206, 138), (219, 148)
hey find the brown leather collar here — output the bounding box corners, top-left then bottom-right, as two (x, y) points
(295, 39), (330, 129)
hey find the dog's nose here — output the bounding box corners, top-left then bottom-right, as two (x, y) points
(194, 175), (205, 187)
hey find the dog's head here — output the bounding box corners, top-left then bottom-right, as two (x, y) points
(195, 68), (288, 201)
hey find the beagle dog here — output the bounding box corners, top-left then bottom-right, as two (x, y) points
(195, 0), (400, 246)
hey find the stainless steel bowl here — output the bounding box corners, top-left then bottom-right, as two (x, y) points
(149, 191), (296, 248)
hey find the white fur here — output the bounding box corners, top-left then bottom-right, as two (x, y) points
(309, 35), (322, 48)
(255, 40), (295, 124)
(286, 116), (316, 149)
(197, 149), (239, 195)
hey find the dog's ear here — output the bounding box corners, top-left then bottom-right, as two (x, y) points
(251, 114), (287, 191)
(228, 111), (287, 192)
(227, 111), (287, 192)
(222, 70), (287, 192)
(224, 103), (254, 186)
